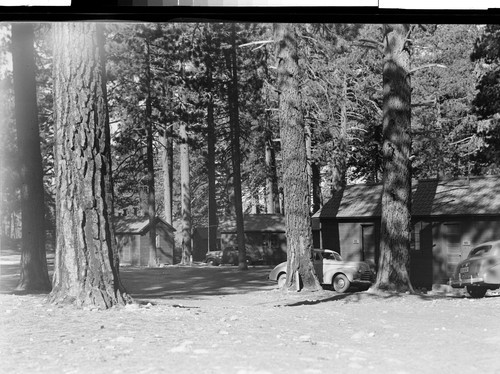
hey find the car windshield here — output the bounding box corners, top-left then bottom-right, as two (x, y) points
(469, 245), (491, 258)
(322, 251), (342, 261)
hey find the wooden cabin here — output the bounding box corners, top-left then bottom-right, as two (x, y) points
(114, 216), (176, 266)
(219, 214), (287, 265)
(314, 176), (500, 288)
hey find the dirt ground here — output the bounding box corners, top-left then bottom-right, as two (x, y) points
(1, 250), (500, 374)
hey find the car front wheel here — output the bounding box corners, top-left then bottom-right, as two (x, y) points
(206, 259), (217, 266)
(277, 273), (287, 288)
(467, 286), (487, 298)
(333, 274), (350, 293)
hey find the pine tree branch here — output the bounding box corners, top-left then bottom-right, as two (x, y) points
(358, 38), (384, 48)
(406, 25), (415, 43)
(113, 148), (143, 174)
(409, 63), (447, 74)
(354, 38), (384, 54)
(450, 136), (473, 146)
(238, 40), (274, 48)
(264, 79), (280, 93)
(412, 98), (437, 107)
(347, 126), (368, 133)
(366, 99), (382, 116)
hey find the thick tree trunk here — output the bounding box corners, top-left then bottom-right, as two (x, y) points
(206, 62), (218, 253)
(97, 25), (125, 293)
(228, 24), (247, 271)
(331, 73), (348, 194)
(265, 138), (275, 214)
(144, 40), (157, 267)
(305, 122), (313, 213)
(264, 48), (280, 215)
(275, 23), (321, 292)
(50, 22), (129, 309)
(11, 23), (51, 293)
(311, 163), (322, 214)
(307, 115), (321, 214)
(179, 122), (192, 265)
(160, 85), (174, 225)
(374, 24), (414, 293)
(160, 128), (173, 225)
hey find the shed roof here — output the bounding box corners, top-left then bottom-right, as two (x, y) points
(219, 214), (285, 233)
(317, 176), (500, 219)
(113, 216), (175, 234)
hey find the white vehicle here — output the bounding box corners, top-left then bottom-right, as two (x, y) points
(268, 249), (374, 293)
(450, 240), (500, 298)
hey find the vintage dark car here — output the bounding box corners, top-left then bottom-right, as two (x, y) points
(268, 249), (374, 293)
(450, 240), (500, 298)
(205, 246), (263, 266)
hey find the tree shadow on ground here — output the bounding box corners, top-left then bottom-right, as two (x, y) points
(119, 264), (276, 301)
(0, 251), (277, 299)
(3, 254), (499, 304)
(0, 252), (55, 294)
(0, 264), (25, 293)
(282, 288), (500, 307)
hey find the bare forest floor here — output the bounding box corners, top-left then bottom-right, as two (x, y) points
(1, 247), (500, 374)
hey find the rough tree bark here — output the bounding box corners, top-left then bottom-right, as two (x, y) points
(144, 40), (157, 267)
(160, 85), (174, 225)
(331, 73), (348, 194)
(265, 138), (276, 214)
(374, 24), (414, 293)
(206, 54), (218, 253)
(49, 23), (129, 309)
(264, 48), (280, 215)
(305, 122), (313, 213)
(11, 23), (51, 292)
(275, 23), (321, 292)
(305, 120), (322, 214)
(179, 121), (192, 265)
(228, 24), (247, 271)
(160, 125), (173, 225)
(311, 163), (322, 214)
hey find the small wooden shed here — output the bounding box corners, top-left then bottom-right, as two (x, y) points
(219, 214), (287, 265)
(114, 216), (176, 266)
(315, 176), (500, 288)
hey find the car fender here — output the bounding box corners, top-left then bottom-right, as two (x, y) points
(269, 262), (287, 281)
(323, 270), (355, 285)
(483, 261), (500, 284)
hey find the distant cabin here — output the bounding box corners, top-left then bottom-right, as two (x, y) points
(192, 226), (222, 262)
(114, 216), (176, 266)
(219, 214), (287, 265)
(314, 176), (500, 289)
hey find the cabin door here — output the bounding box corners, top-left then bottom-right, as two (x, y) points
(361, 224), (376, 267)
(444, 223), (462, 277)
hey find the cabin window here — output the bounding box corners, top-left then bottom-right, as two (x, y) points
(411, 222), (422, 251)
(270, 234), (279, 248)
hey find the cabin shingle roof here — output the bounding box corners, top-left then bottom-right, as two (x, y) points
(219, 214), (285, 233)
(113, 216), (175, 234)
(317, 176), (500, 219)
